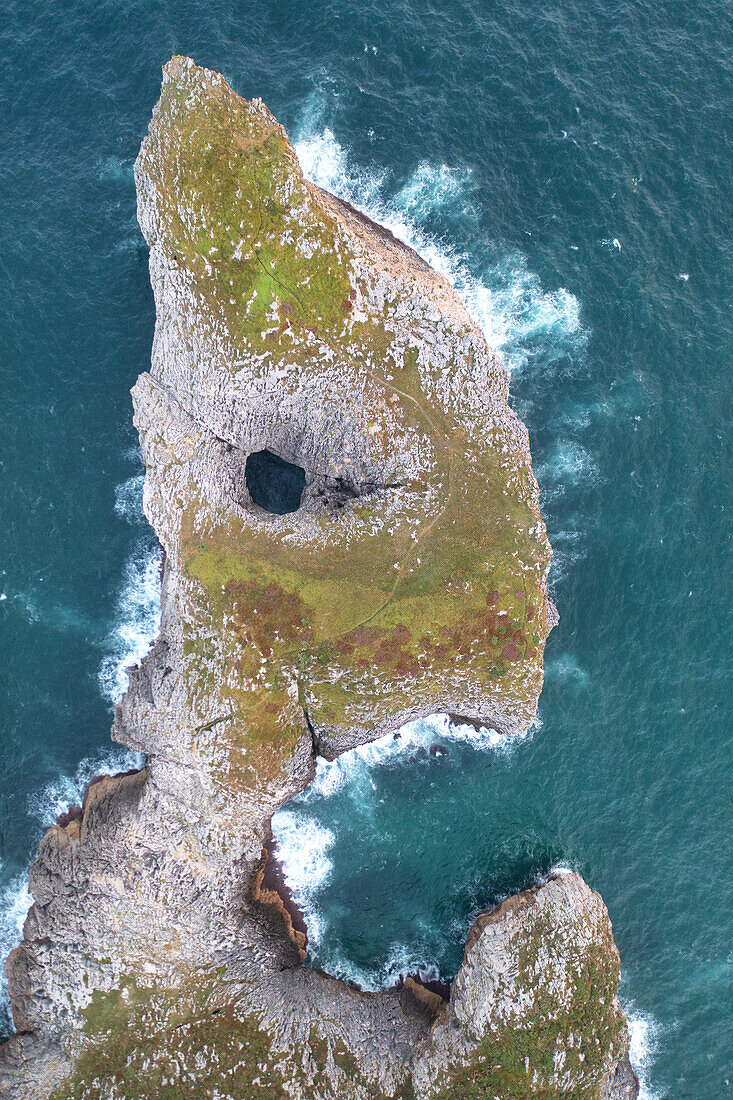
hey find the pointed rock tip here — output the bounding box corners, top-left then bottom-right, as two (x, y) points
(159, 56), (276, 127)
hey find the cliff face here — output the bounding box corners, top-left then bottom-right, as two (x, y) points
(0, 57), (636, 1100)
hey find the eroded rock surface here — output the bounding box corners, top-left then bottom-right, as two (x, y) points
(414, 874), (638, 1099)
(0, 57), (635, 1099)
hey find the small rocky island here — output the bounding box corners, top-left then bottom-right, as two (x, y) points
(0, 58), (638, 1099)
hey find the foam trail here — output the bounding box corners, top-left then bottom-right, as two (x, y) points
(269, 811), (335, 946)
(623, 1005), (664, 1099)
(293, 714), (521, 806)
(294, 125), (583, 369)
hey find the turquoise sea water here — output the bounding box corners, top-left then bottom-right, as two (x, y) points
(1, 2), (731, 1096)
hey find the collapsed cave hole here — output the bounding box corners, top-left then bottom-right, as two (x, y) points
(245, 448), (306, 515)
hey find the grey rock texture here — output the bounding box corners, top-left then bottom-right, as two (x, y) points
(0, 57), (636, 1099)
(412, 873), (638, 1098)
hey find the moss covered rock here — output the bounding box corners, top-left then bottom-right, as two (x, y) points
(128, 54), (556, 807)
(413, 873), (637, 1099)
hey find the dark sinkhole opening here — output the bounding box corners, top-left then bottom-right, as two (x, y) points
(245, 449), (306, 515)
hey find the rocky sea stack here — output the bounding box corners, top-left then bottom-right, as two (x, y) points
(0, 58), (637, 1099)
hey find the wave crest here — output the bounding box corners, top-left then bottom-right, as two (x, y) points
(294, 123), (583, 369)
(624, 1005), (664, 1099)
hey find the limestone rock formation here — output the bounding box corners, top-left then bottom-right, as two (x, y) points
(413, 874), (638, 1099)
(0, 57), (636, 1099)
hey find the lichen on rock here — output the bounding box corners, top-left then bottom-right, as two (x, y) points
(414, 874), (638, 1099)
(0, 57), (636, 1100)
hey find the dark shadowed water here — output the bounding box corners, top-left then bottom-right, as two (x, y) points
(1, 3), (731, 1096)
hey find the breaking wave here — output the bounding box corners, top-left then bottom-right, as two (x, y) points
(0, 742), (145, 1033)
(294, 121), (584, 371)
(271, 714), (529, 977)
(0, 471), (155, 1034)
(624, 1006), (664, 1100)
(294, 112), (593, 599)
(268, 811), (335, 946)
(0, 872), (32, 1033)
(99, 471), (161, 705)
(27, 745), (144, 827)
(313, 943), (444, 995)
(98, 543), (161, 704)
(294, 714), (522, 807)
(113, 473), (147, 525)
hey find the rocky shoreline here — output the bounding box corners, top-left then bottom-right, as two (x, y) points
(252, 838), (310, 957)
(0, 57), (638, 1099)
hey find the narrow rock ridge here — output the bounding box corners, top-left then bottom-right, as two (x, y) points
(0, 57), (637, 1099)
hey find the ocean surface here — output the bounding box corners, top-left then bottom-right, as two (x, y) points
(1, 2), (731, 1096)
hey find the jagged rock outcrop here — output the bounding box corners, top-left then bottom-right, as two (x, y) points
(413, 874), (637, 1099)
(0, 57), (636, 1099)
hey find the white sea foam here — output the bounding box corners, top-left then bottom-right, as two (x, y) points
(294, 124), (583, 370)
(295, 714), (520, 807)
(27, 746), (144, 827)
(101, 468), (161, 703)
(547, 526), (586, 588)
(393, 161), (473, 217)
(544, 653), (589, 685)
(624, 1004), (664, 1099)
(1, 470), (156, 1032)
(536, 441), (600, 501)
(271, 714), (529, 962)
(114, 473), (147, 525)
(1, 115), (594, 1035)
(0, 743), (144, 1032)
(546, 862), (578, 877)
(318, 942), (444, 994)
(272, 715), (520, 952)
(0, 871), (32, 1032)
(269, 811), (335, 946)
(98, 542), (161, 704)
(98, 155), (132, 184)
